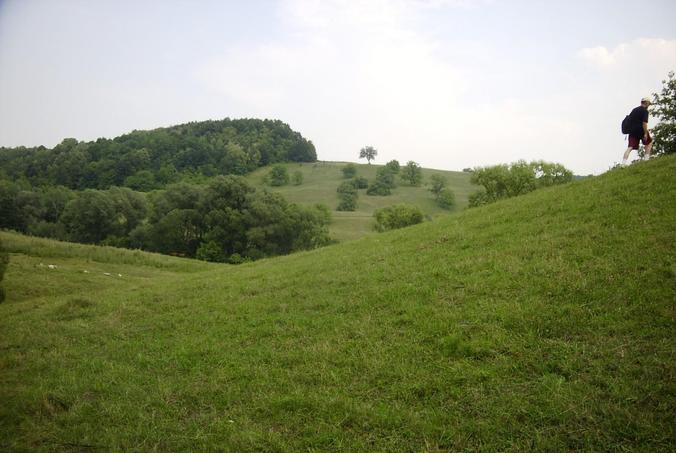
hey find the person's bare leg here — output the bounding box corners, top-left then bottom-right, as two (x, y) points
(622, 147), (633, 165)
(644, 142), (653, 159)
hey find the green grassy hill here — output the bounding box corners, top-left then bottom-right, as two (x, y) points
(245, 161), (476, 241)
(1, 156), (674, 451)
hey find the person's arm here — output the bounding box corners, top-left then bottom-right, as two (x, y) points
(643, 121), (649, 139)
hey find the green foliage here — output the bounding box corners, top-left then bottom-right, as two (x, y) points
(337, 181), (358, 211)
(367, 167), (396, 196)
(352, 176), (369, 189)
(469, 160), (573, 207)
(400, 161), (423, 186)
(1, 156), (675, 450)
(60, 190), (117, 243)
(373, 204), (424, 231)
(427, 174), (447, 197)
(337, 193), (357, 211)
(0, 172), (329, 263)
(359, 146), (378, 164)
(269, 165), (290, 186)
(292, 170), (304, 186)
(0, 118), (317, 191)
(651, 71), (676, 155)
(435, 188), (456, 210)
(0, 236), (7, 302)
(337, 180), (357, 194)
(124, 170), (157, 192)
(342, 163), (357, 178)
(385, 160), (400, 173)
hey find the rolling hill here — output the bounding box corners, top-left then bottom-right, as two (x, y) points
(0, 155), (674, 451)
(246, 161), (477, 241)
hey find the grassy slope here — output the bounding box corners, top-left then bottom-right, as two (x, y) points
(245, 161), (476, 242)
(1, 156), (674, 451)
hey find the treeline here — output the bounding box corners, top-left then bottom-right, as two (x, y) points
(0, 176), (331, 263)
(0, 118), (316, 191)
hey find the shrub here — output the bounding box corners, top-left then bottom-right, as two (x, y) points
(0, 236), (8, 302)
(366, 182), (391, 196)
(292, 170), (304, 185)
(385, 160), (400, 173)
(400, 161), (423, 186)
(337, 181), (358, 211)
(337, 181), (357, 194)
(469, 160), (572, 207)
(427, 174), (447, 197)
(367, 167), (396, 196)
(342, 163), (357, 178)
(373, 204), (424, 232)
(269, 165), (290, 186)
(436, 188), (456, 210)
(337, 193), (357, 211)
(352, 176), (369, 189)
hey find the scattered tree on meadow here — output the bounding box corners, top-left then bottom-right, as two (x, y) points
(427, 174), (447, 197)
(352, 176), (369, 189)
(292, 170), (304, 185)
(435, 189), (456, 210)
(342, 163), (357, 178)
(651, 71), (676, 155)
(427, 174), (455, 210)
(468, 160), (572, 207)
(359, 146), (378, 164)
(385, 160), (400, 173)
(337, 181), (358, 211)
(373, 204), (424, 232)
(367, 167), (396, 196)
(268, 165), (290, 186)
(400, 161), (423, 186)
(0, 236), (8, 302)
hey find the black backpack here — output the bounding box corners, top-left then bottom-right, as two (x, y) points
(621, 115), (631, 134)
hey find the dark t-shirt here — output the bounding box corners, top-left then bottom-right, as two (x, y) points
(628, 105), (649, 138)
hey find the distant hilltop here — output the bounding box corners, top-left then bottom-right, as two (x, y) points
(0, 118), (317, 191)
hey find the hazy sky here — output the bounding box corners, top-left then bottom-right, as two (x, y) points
(1, 0), (675, 174)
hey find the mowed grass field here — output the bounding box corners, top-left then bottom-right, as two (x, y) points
(1, 156), (674, 451)
(246, 161), (476, 241)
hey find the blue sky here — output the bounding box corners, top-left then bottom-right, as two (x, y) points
(1, 0), (675, 174)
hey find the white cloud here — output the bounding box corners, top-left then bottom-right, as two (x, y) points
(578, 38), (676, 70)
(195, 6), (675, 174)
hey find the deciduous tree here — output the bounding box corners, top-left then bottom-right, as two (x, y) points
(359, 146), (378, 164)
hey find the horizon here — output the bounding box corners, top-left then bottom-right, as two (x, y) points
(1, 0), (675, 175)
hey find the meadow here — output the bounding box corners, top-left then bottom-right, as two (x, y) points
(0, 156), (674, 451)
(246, 161), (476, 241)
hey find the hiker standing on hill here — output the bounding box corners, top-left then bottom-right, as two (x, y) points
(622, 97), (653, 165)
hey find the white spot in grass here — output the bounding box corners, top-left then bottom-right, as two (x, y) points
(83, 270), (89, 273)
(48, 264), (56, 269)
(103, 272), (111, 276)
(117, 274), (122, 277)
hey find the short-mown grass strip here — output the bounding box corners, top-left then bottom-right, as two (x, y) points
(1, 156), (674, 451)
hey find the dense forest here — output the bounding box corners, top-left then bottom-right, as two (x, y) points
(0, 118), (330, 263)
(0, 118), (317, 191)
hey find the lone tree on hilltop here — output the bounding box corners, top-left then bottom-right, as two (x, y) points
(359, 146), (378, 164)
(651, 71), (676, 155)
